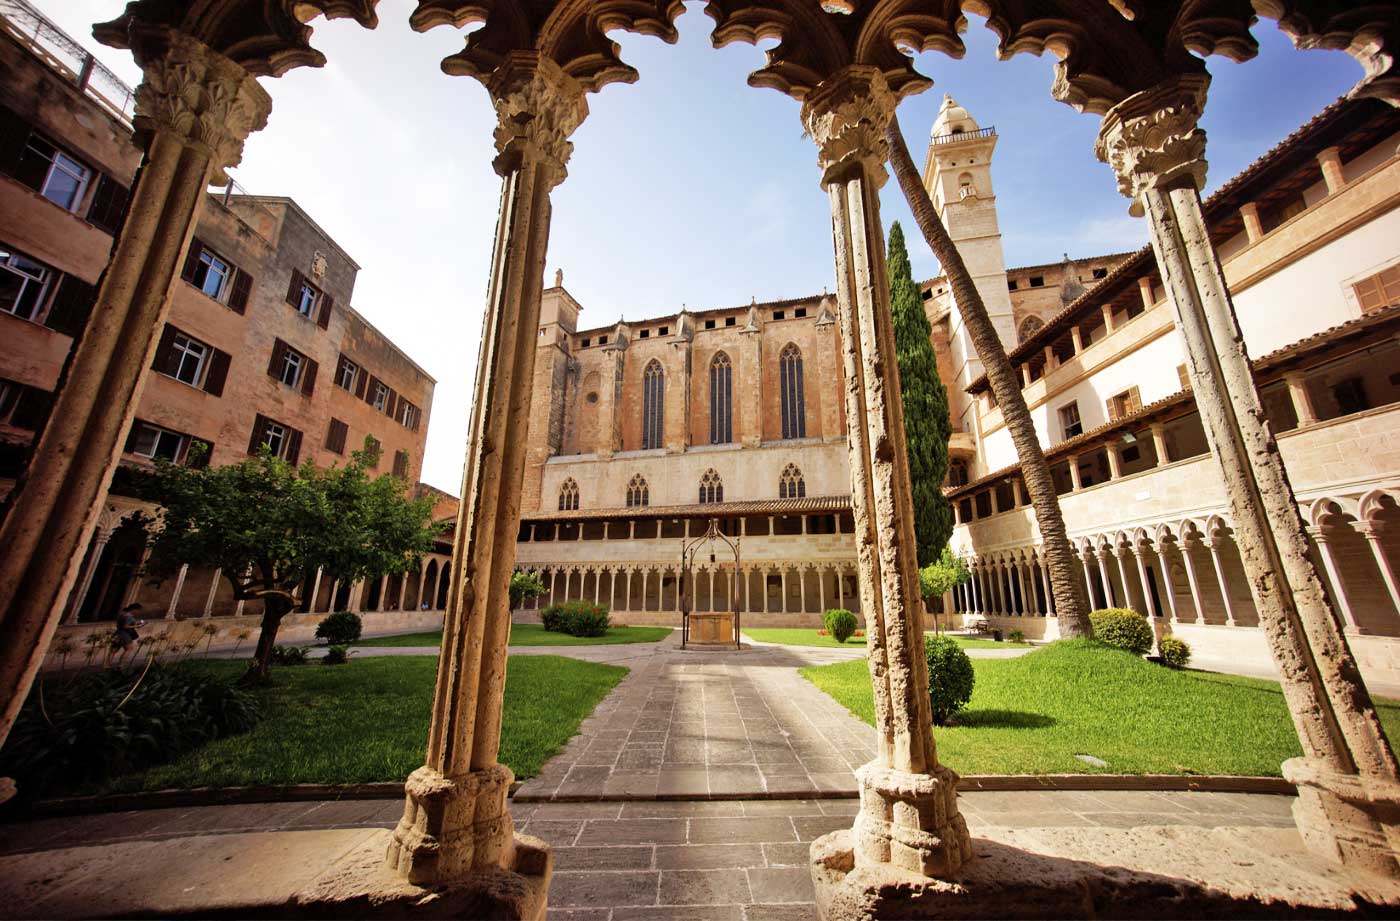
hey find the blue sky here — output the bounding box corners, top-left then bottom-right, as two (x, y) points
(42, 2), (1366, 493)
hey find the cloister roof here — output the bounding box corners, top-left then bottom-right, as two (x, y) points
(522, 493), (850, 524)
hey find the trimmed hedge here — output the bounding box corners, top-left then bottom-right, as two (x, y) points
(315, 611), (362, 646)
(540, 600), (611, 638)
(924, 635), (975, 725)
(1159, 636), (1192, 669)
(824, 609), (858, 644)
(1089, 608), (1153, 655)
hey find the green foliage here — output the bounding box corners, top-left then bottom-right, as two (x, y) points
(888, 221), (954, 567)
(315, 611), (363, 646)
(323, 645), (351, 666)
(1008, 629), (1025, 644)
(1089, 608), (1154, 656)
(540, 601), (611, 637)
(510, 571), (547, 609)
(1159, 636), (1192, 669)
(924, 634), (975, 725)
(823, 609), (858, 643)
(918, 547), (971, 600)
(142, 438), (442, 678)
(270, 645), (310, 667)
(0, 665), (259, 801)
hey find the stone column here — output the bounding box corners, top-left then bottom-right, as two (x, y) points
(1204, 537), (1238, 628)
(818, 566), (827, 613)
(397, 572), (410, 612)
(1113, 546), (1139, 612)
(1317, 146), (1345, 195)
(992, 562), (1006, 615)
(1286, 372), (1319, 426)
(640, 570), (649, 612)
(1100, 303), (1116, 334)
(164, 564), (189, 619)
(780, 569), (788, 614)
(803, 66), (968, 881)
(1097, 73), (1399, 873)
(0, 32), (270, 749)
(1132, 539), (1163, 655)
(1137, 276), (1154, 310)
(549, 569), (558, 607)
(414, 566), (427, 612)
(203, 568), (223, 618)
(1150, 423), (1169, 466)
(1155, 542), (1181, 624)
(1239, 202), (1264, 243)
(1067, 455), (1082, 491)
(1080, 553), (1097, 609)
(1095, 550), (1116, 607)
(798, 567), (807, 614)
(1309, 528), (1362, 634)
(1180, 539), (1207, 624)
(1106, 445), (1123, 480)
(1360, 524), (1400, 616)
(64, 527), (113, 625)
(310, 567), (325, 614)
(386, 53), (586, 905)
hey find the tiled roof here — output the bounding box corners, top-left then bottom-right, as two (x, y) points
(947, 303), (1400, 499)
(522, 494), (851, 523)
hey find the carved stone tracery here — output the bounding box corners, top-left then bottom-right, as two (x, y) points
(1094, 72), (1209, 215)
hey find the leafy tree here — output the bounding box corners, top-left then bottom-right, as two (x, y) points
(885, 113), (1092, 638)
(143, 439), (442, 682)
(509, 571), (546, 609)
(919, 547), (970, 601)
(887, 220), (954, 566)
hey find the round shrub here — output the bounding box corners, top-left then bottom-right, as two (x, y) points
(824, 609), (858, 644)
(1088, 608), (1154, 655)
(315, 611), (362, 646)
(924, 635), (975, 726)
(1008, 629), (1025, 644)
(1159, 636), (1192, 669)
(323, 645), (351, 665)
(540, 601), (611, 637)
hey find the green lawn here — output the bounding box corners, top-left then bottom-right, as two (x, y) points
(353, 624), (673, 648)
(87, 655), (625, 794)
(743, 628), (1029, 650)
(801, 639), (1400, 776)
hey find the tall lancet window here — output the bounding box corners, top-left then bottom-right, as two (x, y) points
(558, 478), (579, 511)
(779, 343), (806, 439)
(626, 474), (649, 508)
(779, 463), (806, 499)
(698, 468), (723, 504)
(642, 359), (664, 450)
(710, 351), (732, 444)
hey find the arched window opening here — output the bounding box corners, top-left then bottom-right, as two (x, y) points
(558, 478), (579, 511)
(699, 468), (723, 504)
(1018, 314), (1044, 343)
(779, 344), (806, 439)
(779, 463), (806, 499)
(626, 474), (649, 508)
(709, 352), (732, 444)
(642, 359), (664, 450)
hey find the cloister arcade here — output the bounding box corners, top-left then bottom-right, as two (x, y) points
(0, 0), (1397, 911)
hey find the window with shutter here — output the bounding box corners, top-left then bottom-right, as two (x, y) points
(301, 357), (318, 396)
(9, 386), (54, 431)
(204, 350), (231, 396)
(285, 428), (303, 465)
(393, 450), (409, 479)
(325, 418), (348, 455)
(128, 421), (188, 462)
(248, 414), (270, 455)
(317, 293), (334, 328)
(1352, 264), (1400, 315)
(335, 355), (358, 391)
(1, 245), (54, 321)
(228, 270), (252, 313)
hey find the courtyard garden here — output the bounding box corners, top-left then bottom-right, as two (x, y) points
(802, 639), (1400, 776)
(354, 623), (673, 648)
(743, 627), (1029, 650)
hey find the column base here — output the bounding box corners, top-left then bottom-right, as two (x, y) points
(296, 828), (551, 920)
(850, 761), (972, 877)
(1283, 756), (1400, 878)
(385, 764), (523, 886)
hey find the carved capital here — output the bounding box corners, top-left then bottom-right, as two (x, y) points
(1094, 73), (1211, 217)
(131, 30), (271, 184)
(801, 66), (895, 189)
(488, 52), (589, 185)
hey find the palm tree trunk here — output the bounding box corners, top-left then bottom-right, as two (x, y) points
(885, 112), (1092, 638)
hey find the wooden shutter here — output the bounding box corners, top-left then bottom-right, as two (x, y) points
(325, 418), (347, 454)
(354, 368), (368, 399)
(44, 275), (97, 338)
(151, 324), (179, 375)
(204, 349), (231, 396)
(285, 428), (303, 465)
(301, 356), (318, 396)
(1127, 386), (1142, 415)
(285, 269), (304, 306)
(247, 413), (269, 454)
(228, 269), (252, 314)
(267, 338), (286, 378)
(180, 238), (205, 284)
(363, 375), (379, 406)
(385, 389), (399, 419)
(393, 450), (409, 478)
(317, 293), (333, 329)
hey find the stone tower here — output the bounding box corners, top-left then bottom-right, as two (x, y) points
(921, 94), (1016, 396)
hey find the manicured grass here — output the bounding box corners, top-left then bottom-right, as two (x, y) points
(88, 655), (626, 793)
(801, 639), (1400, 776)
(743, 628), (1029, 650)
(353, 624), (673, 648)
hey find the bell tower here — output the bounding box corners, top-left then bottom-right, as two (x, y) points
(922, 95), (1016, 397)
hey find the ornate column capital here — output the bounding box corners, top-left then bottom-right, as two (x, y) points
(801, 65), (895, 188)
(130, 29), (272, 184)
(487, 52), (589, 185)
(1094, 72), (1210, 217)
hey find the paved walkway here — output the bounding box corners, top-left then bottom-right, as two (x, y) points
(0, 792), (1303, 919)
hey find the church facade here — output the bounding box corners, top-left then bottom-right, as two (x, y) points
(514, 93), (1400, 689)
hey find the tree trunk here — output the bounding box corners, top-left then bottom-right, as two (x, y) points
(885, 112), (1092, 638)
(242, 590), (294, 685)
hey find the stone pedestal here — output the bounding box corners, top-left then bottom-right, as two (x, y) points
(851, 762), (970, 877)
(687, 612), (735, 646)
(1284, 756), (1400, 878)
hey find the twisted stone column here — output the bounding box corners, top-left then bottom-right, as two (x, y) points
(1097, 72), (1400, 875)
(384, 52), (585, 912)
(0, 30), (269, 749)
(803, 66), (969, 893)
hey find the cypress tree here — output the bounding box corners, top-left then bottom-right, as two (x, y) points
(887, 221), (953, 567)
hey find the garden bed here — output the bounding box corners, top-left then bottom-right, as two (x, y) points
(743, 628), (1029, 650)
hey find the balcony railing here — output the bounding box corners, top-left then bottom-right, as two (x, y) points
(930, 125), (996, 146)
(0, 0), (135, 125)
